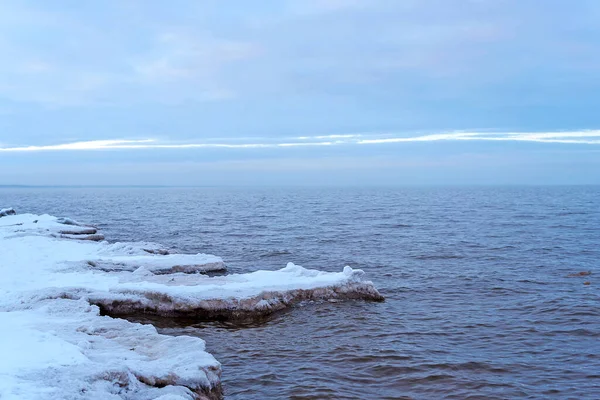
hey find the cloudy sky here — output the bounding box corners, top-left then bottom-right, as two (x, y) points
(1, 0), (600, 185)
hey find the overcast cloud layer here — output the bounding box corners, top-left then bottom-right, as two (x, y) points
(1, 0), (600, 185)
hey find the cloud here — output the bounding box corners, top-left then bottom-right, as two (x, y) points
(285, 0), (369, 15)
(131, 31), (261, 99)
(357, 131), (600, 145)
(2, 130), (600, 153)
(0, 3), (260, 106)
(2, 0), (600, 109)
(0, 139), (153, 152)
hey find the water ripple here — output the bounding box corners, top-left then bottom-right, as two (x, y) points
(3, 186), (600, 399)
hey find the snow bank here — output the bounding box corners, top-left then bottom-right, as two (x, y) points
(0, 210), (383, 399)
(0, 213), (226, 277)
(0, 300), (221, 400)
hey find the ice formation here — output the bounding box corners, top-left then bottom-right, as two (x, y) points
(0, 207), (16, 217)
(0, 210), (383, 399)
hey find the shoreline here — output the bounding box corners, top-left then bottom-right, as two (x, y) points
(0, 209), (383, 399)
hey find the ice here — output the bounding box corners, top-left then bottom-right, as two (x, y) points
(0, 210), (383, 399)
(0, 208), (16, 217)
(87, 261), (383, 319)
(0, 300), (221, 400)
(88, 253), (226, 275)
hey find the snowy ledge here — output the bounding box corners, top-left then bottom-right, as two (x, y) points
(0, 210), (383, 399)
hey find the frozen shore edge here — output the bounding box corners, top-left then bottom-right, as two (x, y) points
(0, 210), (383, 400)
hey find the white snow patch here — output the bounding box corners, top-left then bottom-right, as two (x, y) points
(0, 300), (220, 400)
(0, 211), (382, 399)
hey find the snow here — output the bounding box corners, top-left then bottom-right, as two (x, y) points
(0, 210), (382, 399)
(0, 300), (220, 400)
(87, 254), (225, 274)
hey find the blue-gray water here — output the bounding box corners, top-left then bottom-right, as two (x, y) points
(2, 186), (599, 399)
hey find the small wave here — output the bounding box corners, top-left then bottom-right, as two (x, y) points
(548, 224), (577, 229)
(259, 250), (292, 258)
(422, 361), (510, 374)
(567, 310), (600, 317)
(557, 211), (589, 216)
(548, 328), (600, 337)
(516, 279), (549, 285)
(489, 245), (517, 251)
(366, 365), (423, 375)
(490, 287), (535, 294)
(317, 238), (337, 243)
(374, 223), (414, 228)
(225, 233), (266, 238)
(411, 254), (465, 260)
(409, 374), (455, 383)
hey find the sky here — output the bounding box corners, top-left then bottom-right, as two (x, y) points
(1, 0), (600, 186)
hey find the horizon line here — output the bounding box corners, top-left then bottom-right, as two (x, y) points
(2, 183), (600, 189)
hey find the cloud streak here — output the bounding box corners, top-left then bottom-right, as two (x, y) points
(356, 131), (600, 145)
(2, 130), (600, 153)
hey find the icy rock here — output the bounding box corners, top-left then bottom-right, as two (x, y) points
(85, 255), (226, 275)
(56, 217), (84, 226)
(61, 233), (106, 241)
(0, 207), (16, 217)
(59, 227), (98, 235)
(144, 248), (170, 255)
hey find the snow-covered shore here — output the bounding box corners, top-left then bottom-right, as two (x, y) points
(0, 210), (383, 399)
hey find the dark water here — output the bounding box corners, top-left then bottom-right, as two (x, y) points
(2, 186), (600, 399)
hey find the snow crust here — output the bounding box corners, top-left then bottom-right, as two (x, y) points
(0, 211), (382, 399)
(0, 300), (220, 400)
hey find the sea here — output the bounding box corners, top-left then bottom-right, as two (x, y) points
(2, 186), (599, 399)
